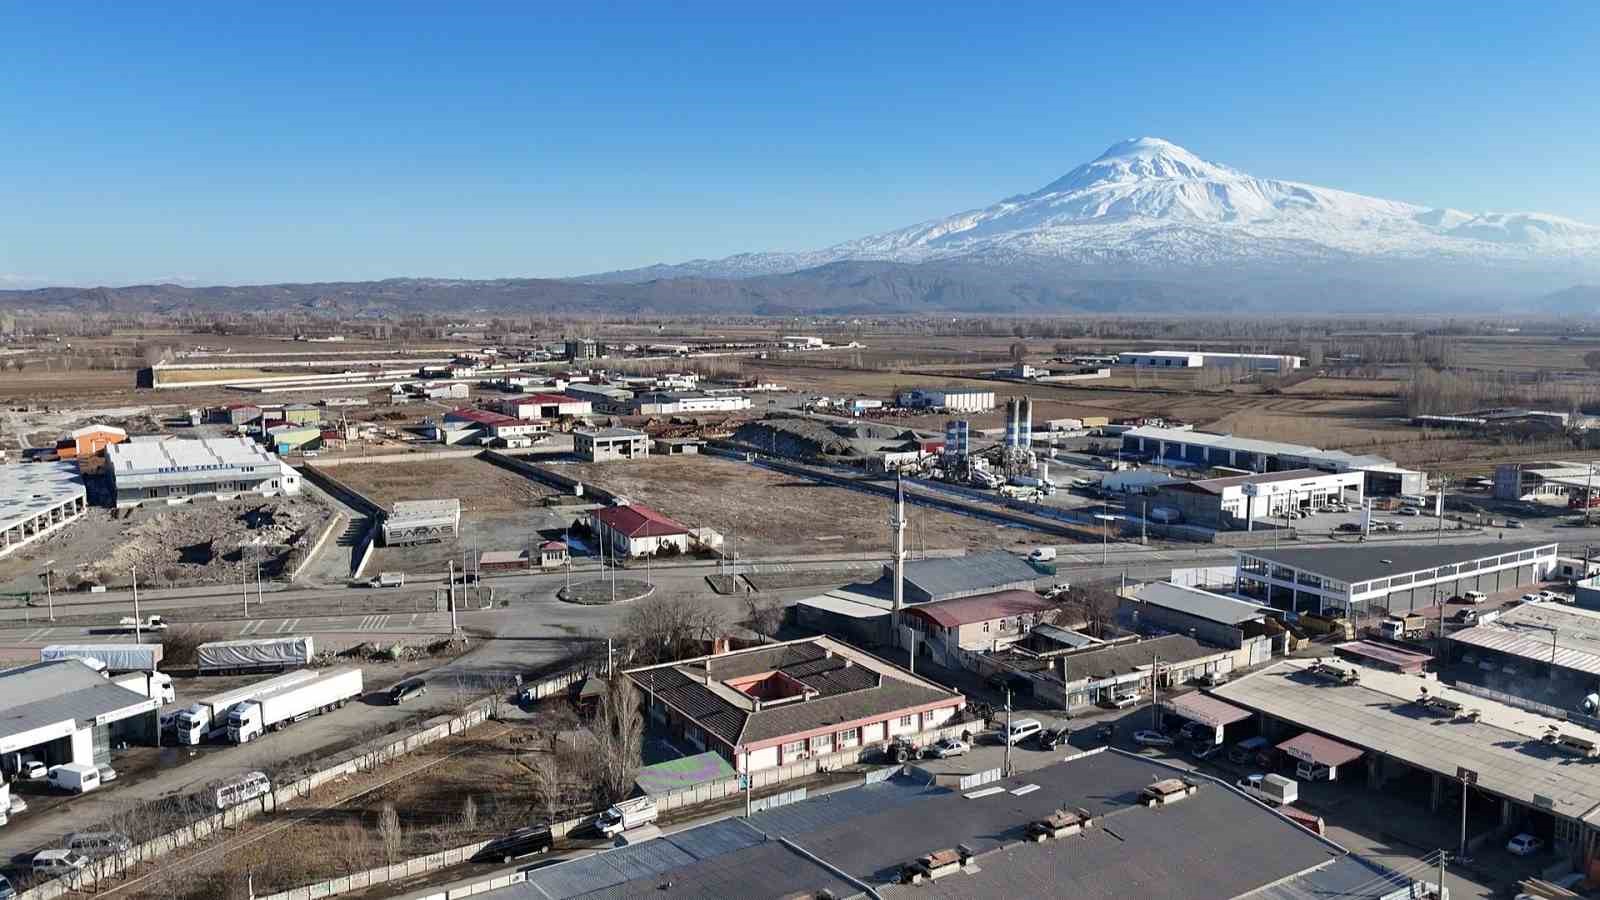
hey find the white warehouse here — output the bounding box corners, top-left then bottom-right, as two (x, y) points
(108, 437), (302, 509)
(896, 386), (996, 413)
(0, 462), (88, 559)
(1117, 351), (1305, 373)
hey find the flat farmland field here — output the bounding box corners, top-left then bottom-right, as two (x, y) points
(329, 457), (559, 514)
(551, 455), (1050, 555)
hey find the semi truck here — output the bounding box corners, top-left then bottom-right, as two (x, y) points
(173, 670), (321, 745)
(226, 668), (364, 744)
(197, 636), (315, 675)
(112, 671), (176, 705)
(40, 643), (164, 673)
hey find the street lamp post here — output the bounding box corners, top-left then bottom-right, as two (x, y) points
(1457, 766), (1477, 860)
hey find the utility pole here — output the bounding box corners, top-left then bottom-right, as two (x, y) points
(1588, 462), (1596, 529)
(448, 560), (457, 631)
(1436, 477), (1448, 544)
(43, 567), (54, 623)
(1150, 653), (1161, 730)
(1456, 767), (1477, 861)
(1003, 686), (1013, 777)
(1141, 500), (1147, 545)
(1437, 850), (1448, 900)
(892, 473), (907, 662)
(242, 554), (250, 617)
(131, 565), (142, 643)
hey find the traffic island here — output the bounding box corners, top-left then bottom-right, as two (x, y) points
(558, 577), (655, 605)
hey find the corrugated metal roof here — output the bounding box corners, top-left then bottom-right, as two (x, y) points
(1163, 691), (1252, 727)
(899, 551), (1041, 600)
(0, 462), (85, 531)
(1448, 626), (1600, 676)
(593, 504), (689, 538)
(0, 660), (156, 740)
(1135, 581), (1270, 625)
(1241, 541), (1555, 586)
(902, 589), (1055, 629)
(1278, 731), (1365, 767)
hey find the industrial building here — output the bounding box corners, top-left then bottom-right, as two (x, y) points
(890, 550), (1042, 604)
(438, 408), (549, 446)
(107, 437), (302, 509)
(382, 498), (461, 546)
(1216, 659), (1600, 868)
(0, 660), (159, 778)
(1493, 461), (1597, 502)
(901, 590), (1059, 660)
(1444, 601), (1600, 711)
(588, 503), (691, 557)
(1117, 350), (1306, 372)
(212, 403), (263, 426)
(574, 426), (650, 462)
(564, 382), (634, 414)
(0, 462), (88, 559)
(498, 750), (1402, 900)
(1122, 581), (1276, 650)
(1235, 541), (1558, 616)
(1120, 425), (1427, 496)
(999, 633), (1258, 711)
(1150, 468), (1364, 528)
(493, 393), (592, 420)
(626, 636), (964, 774)
(895, 386), (996, 413)
(565, 338), (599, 361)
(628, 392), (752, 415)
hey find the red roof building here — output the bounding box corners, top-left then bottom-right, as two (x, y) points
(589, 504), (692, 557)
(903, 589), (1057, 654)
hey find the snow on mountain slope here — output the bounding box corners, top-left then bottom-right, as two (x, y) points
(590, 137), (1600, 281)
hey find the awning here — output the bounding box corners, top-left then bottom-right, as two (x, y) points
(1278, 732), (1364, 768)
(1163, 691), (1252, 728)
(1334, 640), (1430, 673)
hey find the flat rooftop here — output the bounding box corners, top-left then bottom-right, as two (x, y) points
(0, 462), (86, 530)
(388, 498), (461, 521)
(1240, 540), (1556, 585)
(108, 436), (286, 486)
(1134, 580), (1271, 625)
(1213, 659), (1600, 825)
(0, 660), (156, 742)
(577, 427), (647, 439)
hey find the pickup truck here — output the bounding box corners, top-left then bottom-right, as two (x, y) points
(118, 615), (168, 632)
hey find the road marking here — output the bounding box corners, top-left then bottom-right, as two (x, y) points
(24, 627), (49, 642)
(407, 614), (417, 627)
(275, 618), (300, 634)
(238, 620), (264, 636)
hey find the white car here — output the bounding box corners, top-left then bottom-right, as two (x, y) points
(1506, 832), (1543, 856)
(96, 765), (118, 784)
(9, 795), (28, 815)
(19, 761), (46, 781)
(1133, 730), (1174, 748)
(928, 738), (970, 759)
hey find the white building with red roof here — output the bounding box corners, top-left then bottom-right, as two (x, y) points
(492, 393), (593, 420)
(589, 503), (692, 557)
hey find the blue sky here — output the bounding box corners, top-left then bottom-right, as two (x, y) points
(2, 2), (1597, 287)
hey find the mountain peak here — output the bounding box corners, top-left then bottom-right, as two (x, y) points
(1094, 136), (1198, 163)
(1035, 137), (1232, 196)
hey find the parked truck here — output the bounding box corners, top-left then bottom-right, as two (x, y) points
(174, 670), (321, 745)
(1381, 614), (1428, 641)
(1237, 773), (1298, 807)
(225, 668), (364, 744)
(369, 572), (405, 588)
(197, 636), (315, 675)
(112, 671), (176, 705)
(40, 643), (164, 673)
(597, 795), (659, 837)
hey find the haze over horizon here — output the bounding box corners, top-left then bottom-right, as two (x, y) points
(4, 2), (1600, 289)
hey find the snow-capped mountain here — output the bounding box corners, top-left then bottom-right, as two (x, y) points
(590, 137), (1600, 282)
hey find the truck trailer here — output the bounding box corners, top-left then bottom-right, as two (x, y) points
(197, 636), (315, 674)
(173, 669), (321, 745)
(113, 671), (176, 705)
(40, 643), (164, 673)
(226, 668), (364, 744)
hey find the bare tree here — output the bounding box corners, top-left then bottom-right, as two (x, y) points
(377, 802), (404, 863)
(743, 594), (784, 643)
(460, 795), (479, 833)
(526, 752), (564, 825)
(618, 596), (730, 665)
(593, 676), (644, 804)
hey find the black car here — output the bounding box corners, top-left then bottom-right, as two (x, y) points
(472, 825), (553, 864)
(388, 679), (427, 705)
(1035, 726), (1069, 750)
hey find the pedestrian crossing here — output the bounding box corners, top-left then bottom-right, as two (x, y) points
(21, 626), (57, 642)
(231, 612), (452, 636)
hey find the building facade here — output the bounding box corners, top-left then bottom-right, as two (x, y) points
(0, 462), (87, 559)
(1121, 425), (1426, 496)
(107, 438), (302, 509)
(575, 427), (650, 462)
(588, 503), (691, 557)
(1151, 468), (1364, 528)
(896, 387), (997, 413)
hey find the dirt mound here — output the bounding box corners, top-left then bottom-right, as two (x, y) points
(84, 496), (329, 589)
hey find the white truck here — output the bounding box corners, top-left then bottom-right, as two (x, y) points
(174, 669), (321, 745)
(597, 795), (658, 837)
(117, 615), (168, 632)
(40, 643), (164, 673)
(113, 671), (176, 705)
(1237, 773), (1298, 807)
(226, 668), (364, 744)
(47, 763), (102, 795)
(197, 636), (315, 675)
(369, 572), (405, 588)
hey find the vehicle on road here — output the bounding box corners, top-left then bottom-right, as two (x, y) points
(1029, 547), (1057, 562)
(927, 737), (970, 758)
(0, 873), (15, 900)
(214, 772), (273, 810)
(176, 669), (321, 744)
(32, 850), (89, 876)
(1036, 727), (1068, 750)
(1133, 730), (1173, 748)
(369, 571), (405, 588)
(1102, 693), (1139, 710)
(474, 825), (553, 864)
(198, 635), (317, 675)
(65, 831), (131, 860)
(96, 764), (118, 783)
(388, 679), (427, 705)
(1506, 833), (1544, 856)
(1398, 507), (1420, 517)
(1190, 742), (1223, 761)
(227, 668), (364, 744)
(597, 796), (658, 837)
(1197, 671), (1229, 687)
(1463, 590), (1487, 604)
(1506, 519), (1524, 529)
(1003, 719), (1043, 745)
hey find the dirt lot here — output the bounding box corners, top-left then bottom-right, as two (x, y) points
(551, 454), (1049, 555)
(331, 458), (560, 513)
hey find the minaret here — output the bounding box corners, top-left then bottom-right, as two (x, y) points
(892, 472), (907, 616)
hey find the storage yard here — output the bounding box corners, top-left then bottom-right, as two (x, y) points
(553, 454), (1046, 554)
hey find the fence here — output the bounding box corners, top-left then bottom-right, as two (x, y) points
(17, 698), (503, 900)
(308, 449), (482, 468)
(255, 840), (495, 900)
(479, 450), (617, 505)
(297, 461), (386, 517)
(1450, 680), (1570, 720)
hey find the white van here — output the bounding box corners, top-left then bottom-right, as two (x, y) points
(597, 795), (658, 837)
(215, 771), (272, 810)
(1003, 719), (1043, 745)
(1029, 548), (1057, 563)
(47, 763), (100, 794)
(1462, 590), (1487, 605)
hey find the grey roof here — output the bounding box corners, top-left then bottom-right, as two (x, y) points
(1241, 540), (1556, 585)
(0, 660), (155, 740)
(577, 427), (647, 439)
(880, 771), (1340, 900)
(1062, 634), (1222, 680)
(495, 752), (1360, 900)
(1448, 602), (1600, 674)
(1178, 467), (1334, 494)
(0, 462), (86, 531)
(1032, 623), (1102, 648)
(1254, 854), (1417, 900)
(897, 550), (1041, 600)
(1134, 581), (1271, 625)
(629, 639), (959, 747)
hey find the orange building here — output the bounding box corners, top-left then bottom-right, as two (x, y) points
(55, 425), (128, 471)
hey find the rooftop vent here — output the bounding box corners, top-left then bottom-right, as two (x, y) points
(899, 848), (964, 885)
(1027, 807), (1094, 842)
(1140, 778), (1199, 808)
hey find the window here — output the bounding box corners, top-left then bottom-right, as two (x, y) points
(837, 728), (859, 749)
(810, 734), (832, 753)
(982, 622), (991, 632)
(898, 715), (914, 729)
(782, 740), (805, 758)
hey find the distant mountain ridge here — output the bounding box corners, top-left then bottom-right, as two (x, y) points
(5, 138), (1600, 316)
